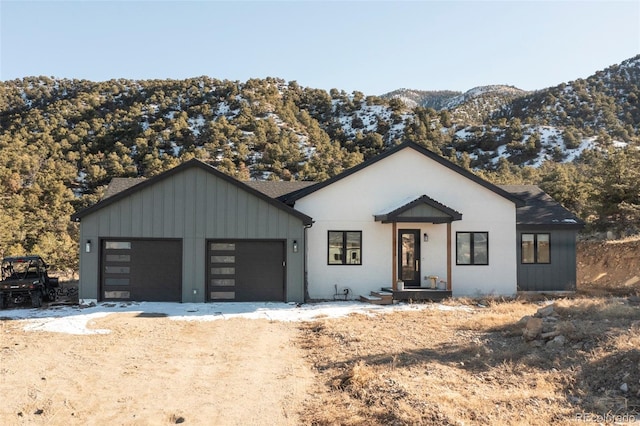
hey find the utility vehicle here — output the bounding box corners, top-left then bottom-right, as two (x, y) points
(0, 255), (59, 308)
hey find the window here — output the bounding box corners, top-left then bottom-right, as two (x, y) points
(456, 232), (488, 265)
(521, 233), (550, 264)
(328, 231), (362, 265)
(105, 241), (131, 250)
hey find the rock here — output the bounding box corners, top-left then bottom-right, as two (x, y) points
(523, 317), (543, 341)
(546, 335), (566, 347)
(517, 315), (532, 326)
(541, 330), (562, 340)
(536, 304), (555, 317)
(528, 340), (544, 348)
(556, 321), (577, 336)
(621, 383), (629, 392)
(541, 321), (557, 333)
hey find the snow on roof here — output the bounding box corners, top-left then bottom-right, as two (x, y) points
(3, 301), (471, 335)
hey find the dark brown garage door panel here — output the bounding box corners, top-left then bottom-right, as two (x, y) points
(208, 240), (285, 302)
(102, 239), (182, 302)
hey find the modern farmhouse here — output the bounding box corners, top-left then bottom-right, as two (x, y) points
(71, 142), (583, 303)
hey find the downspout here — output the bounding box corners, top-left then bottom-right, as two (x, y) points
(447, 221), (452, 291)
(392, 222), (397, 290)
(303, 222), (313, 303)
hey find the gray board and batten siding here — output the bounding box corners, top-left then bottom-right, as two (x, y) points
(501, 185), (585, 292)
(71, 160), (312, 303)
(515, 229), (578, 292)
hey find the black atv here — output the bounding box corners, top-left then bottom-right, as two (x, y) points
(0, 255), (59, 308)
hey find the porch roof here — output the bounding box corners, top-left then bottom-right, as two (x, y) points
(374, 194), (463, 224)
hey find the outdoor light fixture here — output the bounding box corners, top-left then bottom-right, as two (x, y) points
(423, 233), (429, 242)
(85, 240), (92, 253)
(292, 240), (298, 253)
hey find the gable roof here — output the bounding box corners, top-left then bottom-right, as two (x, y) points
(374, 194), (463, 223)
(499, 185), (585, 229)
(244, 181), (315, 199)
(102, 177), (147, 199)
(70, 159), (313, 225)
(280, 141), (525, 207)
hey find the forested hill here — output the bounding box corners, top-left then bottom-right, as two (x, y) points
(0, 55), (639, 269)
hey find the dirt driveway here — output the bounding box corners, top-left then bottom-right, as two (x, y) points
(0, 313), (314, 425)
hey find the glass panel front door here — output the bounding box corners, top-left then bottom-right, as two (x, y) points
(399, 229), (421, 287)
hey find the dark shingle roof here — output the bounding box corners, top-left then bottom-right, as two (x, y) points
(244, 181), (316, 199)
(499, 185), (584, 228)
(85, 168), (580, 230)
(102, 177), (147, 199)
(102, 178), (314, 201)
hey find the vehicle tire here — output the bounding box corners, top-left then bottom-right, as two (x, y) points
(0, 293), (6, 309)
(31, 290), (43, 308)
(46, 288), (56, 302)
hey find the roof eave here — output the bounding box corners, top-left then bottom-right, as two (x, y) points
(517, 223), (586, 230)
(375, 216), (458, 224)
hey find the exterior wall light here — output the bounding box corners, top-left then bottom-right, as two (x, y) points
(85, 240), (92, 253)
(423, 233), (429, 242)
(292, 240), (298, 253)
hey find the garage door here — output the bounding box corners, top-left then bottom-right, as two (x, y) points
(208, 240), (285, 302)
(101, 239), (182, 302)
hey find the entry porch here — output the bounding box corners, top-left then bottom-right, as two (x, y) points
(375, 194), (462, 292)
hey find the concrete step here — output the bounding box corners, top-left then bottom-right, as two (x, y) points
(360, 294), (386, 305)
(360, 292), (393, 305)
(370, 291), (393, 304)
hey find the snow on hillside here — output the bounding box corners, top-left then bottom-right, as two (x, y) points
(456, 125), (605, 168)
(443, 85), (527, 109)
(333, 96), (410, 141)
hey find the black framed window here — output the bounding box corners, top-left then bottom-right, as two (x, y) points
(456, 232), (488, 265)
(328, 231), (362, 265)
(521, 233), (550, 264)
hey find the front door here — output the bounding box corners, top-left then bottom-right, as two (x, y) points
(398, 229), (421, 287)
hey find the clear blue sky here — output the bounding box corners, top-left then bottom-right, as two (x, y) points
(1, 1), (638, 95)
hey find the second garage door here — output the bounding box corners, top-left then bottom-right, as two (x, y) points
(208, 240), (285, 302)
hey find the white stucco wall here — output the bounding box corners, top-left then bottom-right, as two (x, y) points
(295, 146), (518, 299)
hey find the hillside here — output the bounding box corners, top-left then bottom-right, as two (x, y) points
(0, 56), (639, 266)
(380, 88), (462, 110)
(578, 237), (640, 296)
(382, 85), (528, 124)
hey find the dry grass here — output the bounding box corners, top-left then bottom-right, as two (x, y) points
(298, 297), (640, 425)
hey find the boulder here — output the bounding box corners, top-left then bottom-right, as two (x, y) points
(523, 317), (543, 341)
(535, 303), (555, 318)
(546, 335), (566, 347)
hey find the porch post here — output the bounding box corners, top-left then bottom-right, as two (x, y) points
(392, 222), (397, 290)
(447, 221), (452, 291)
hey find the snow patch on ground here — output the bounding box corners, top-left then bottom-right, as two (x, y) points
(2, 301), (472, 335)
